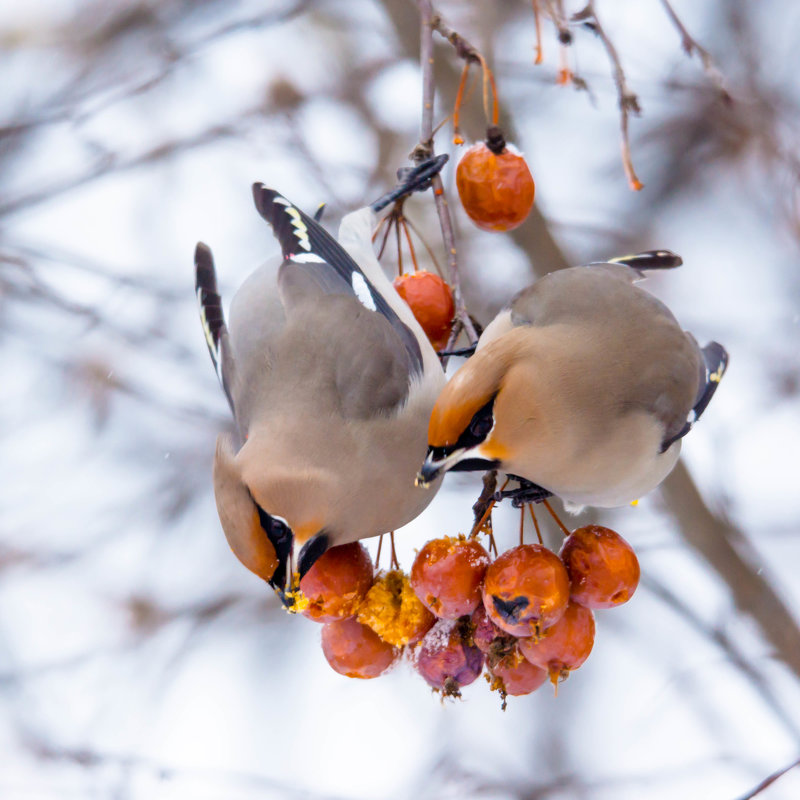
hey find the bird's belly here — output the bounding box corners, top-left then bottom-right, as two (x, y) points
(507, 412), (680, 509)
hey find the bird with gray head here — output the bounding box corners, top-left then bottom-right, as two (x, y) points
(418, 251), (728, 512)
(195, 156), (448, 603)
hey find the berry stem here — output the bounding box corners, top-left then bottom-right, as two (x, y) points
(400, 217), (421, 272)
(532, 0), (544, 64)
(377, 213), (393, 259)
(376, 533), (384, 568)
(403, 214), (445, 278)
(542, 498), (571, 536)
(395, 212), (404, 275)
(389, 531), (400, 570)
(452, 62), (470, 145)
(529, 504), (544, 545)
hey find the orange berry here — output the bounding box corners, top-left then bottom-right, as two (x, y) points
(519, 601), (595, 684)
(560, 526), (640, 609)
(299, 542), (373, 623)
(482, 544), (570, 637)
(393, 270), (455, 351)
(320, 617), (399, 679)
(488, 645), (548, 700)
(410, 536), (489, 619)
(456, 127), (535, 232)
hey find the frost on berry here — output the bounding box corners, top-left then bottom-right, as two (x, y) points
(415, 618), (485, 698)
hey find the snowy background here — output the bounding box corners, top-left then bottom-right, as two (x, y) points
(2, 1), (800, 798)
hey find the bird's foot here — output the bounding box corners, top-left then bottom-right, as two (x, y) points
(494, 476), (553, 508)
(370, 154), (449, 212)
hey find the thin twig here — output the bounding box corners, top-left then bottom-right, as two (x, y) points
(583, 2), (643, 190)
(659, 0), (730, 101)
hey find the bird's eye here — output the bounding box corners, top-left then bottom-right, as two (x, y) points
(470, 410), (494, 440)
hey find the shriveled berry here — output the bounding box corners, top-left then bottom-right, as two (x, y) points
(410, 536), (489, 619)
(482, 544), (570, 637)
(519, 601), (595, 685)
(300, 542), (373, 623)
(393, 271), (455, 351)
(415, 618), (485, 698)
(321, 617), (399, 679)
(456, 128), (535, 233)
(560, 526), (640, 609)
(357, 569), (435, 647)
(488, 645), (547, 706)
(470, 604), (511, 654)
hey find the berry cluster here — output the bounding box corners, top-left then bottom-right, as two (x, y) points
(297, 524), (639, 706)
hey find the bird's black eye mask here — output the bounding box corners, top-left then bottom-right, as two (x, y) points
(428, 396), (499, 472)
(256, 504), (292, 590)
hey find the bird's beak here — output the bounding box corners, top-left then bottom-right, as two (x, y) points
(416, 448), (466, 487)
(416, 446), (501, 487)
(276, 532), (330, 610)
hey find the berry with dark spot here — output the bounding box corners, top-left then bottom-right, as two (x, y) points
(482, 544), (570, 636)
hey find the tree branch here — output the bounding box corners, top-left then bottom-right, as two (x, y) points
(415, 0), (478, 344)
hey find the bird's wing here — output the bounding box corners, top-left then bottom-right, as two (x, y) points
(660, 340), (729, 451)
(252, 183), (424, 377)
(195, 242), (236, 414)
(250, 185), (426, 419)
(508, 263), (723, 453)
(508, 256), (681, 329)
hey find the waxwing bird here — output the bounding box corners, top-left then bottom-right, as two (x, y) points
(418, 251), (728, 511)
(196, 157), (448, 599)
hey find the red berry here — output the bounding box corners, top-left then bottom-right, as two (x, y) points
(482, 544), (570, 637)
(456, 128), (535, 233)
(300, 542), (373, 623)
(410, 536), (489, 619)
(415, 618), (485, 698)
(488, 646), (548, 703)
(320, 617), (399, 679)
(519, 601), (595, 684)
(470, 604), (512, 654)
(560, 526), (640, 609)
(393, 271), (455, 351)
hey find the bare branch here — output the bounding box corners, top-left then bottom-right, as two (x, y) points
(582, 2), (643, 190)
(414, 0), (479, 344)
(659, 0), (730, 101)
(659, 459), (800, 680)
(735, 756), (800, 800)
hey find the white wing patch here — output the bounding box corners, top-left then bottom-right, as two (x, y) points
(292, 253), (326, 263)
(285, 207), (311, 252)
(351, 272), (377, 311)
